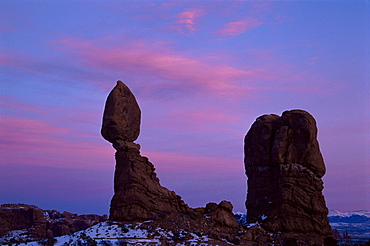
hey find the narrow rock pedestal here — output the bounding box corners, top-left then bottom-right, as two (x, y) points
(109, 140), (192, 221)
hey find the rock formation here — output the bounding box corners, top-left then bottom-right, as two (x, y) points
(101, 81), (141, 144)
(109, 141), (193, 221)
(101, 81), (241, 243)
(0, 204), (107, 242)
(244, 109), (332, 244)
(101, 81), (193, 222)
(0, 204), (46, 240)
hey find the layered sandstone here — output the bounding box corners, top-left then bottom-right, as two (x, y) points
(244, 109), (332, 244)
(0, 204), (46, 240)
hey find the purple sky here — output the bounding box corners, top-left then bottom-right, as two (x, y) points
(1, 1), (369, 215)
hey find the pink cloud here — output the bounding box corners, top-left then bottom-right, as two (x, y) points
(55, 37), (258, 97)
(0, 97), (102, 127)
(142, 150), (241, 174)
(52, 36), (335, 98)
(0, 52), (19, 66)
(309, 56), (319, 65)
(0, 115), (70, 154)
(217, 17), (263, 36)
(3, 34), (330, 101)
(147, 104), (242, 133)
(170, 8), (204, 34)
(0, 115), (113, 168)
(0, 98), (51, 116)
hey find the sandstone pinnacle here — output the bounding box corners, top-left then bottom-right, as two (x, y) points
(244, 109), (332, 244)
(101, 81), (193, 222)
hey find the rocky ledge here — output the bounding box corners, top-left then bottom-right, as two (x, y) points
(0, 203), (107, 242)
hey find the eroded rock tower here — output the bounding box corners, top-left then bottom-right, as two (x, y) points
(101, 81), (192, 221)
(244, 109), (332, 243)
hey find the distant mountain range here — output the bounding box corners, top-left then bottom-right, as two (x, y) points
(328, 209), (370, 239)
(328, 209), (370, 219)
(235, 210), (370, 239)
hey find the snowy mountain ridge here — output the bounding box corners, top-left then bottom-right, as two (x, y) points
(235, 210), (370, 218)
(234, 210), (370, 239)
(328, 209), (370, 218)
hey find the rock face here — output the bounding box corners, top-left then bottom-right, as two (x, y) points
(244, 110), (332, 243)
(109, 142), (193, 221)
(101, 81), (141, 143)
(0, 204), (46, 240)
(0, 204), (107, 241)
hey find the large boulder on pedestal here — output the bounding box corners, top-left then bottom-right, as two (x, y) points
(101, 80), (141, 143)
(101, 81), (193, 222)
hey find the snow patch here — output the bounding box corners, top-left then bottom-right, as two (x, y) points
(10, 221), (217, 246)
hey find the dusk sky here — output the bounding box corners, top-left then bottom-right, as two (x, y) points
(1, 1), (369, 215)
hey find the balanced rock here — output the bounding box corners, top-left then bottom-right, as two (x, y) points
(101, 80), (141, 143)
(102, 81), (193, 222)
(101, 81), (241, 243)
(244, 109), (332, 244)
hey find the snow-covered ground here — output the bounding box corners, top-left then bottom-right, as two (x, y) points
(2, 210), (370, 245)
(1, 221), (218, 246)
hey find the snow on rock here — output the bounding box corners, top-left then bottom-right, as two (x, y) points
(12, 221), (219, 246)
(0, 229), (30, 244)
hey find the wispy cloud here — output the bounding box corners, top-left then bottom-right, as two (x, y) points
(170, 8), (204, 34)
(143, 150), (241, 174)
(217, 17), (263, 36)
(0, 52), (19, 66)
(1, 35), (331, 101)
(147, 104), (242, 133)
(0, 115), (112, 168)
(55, 37), (258, 97)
